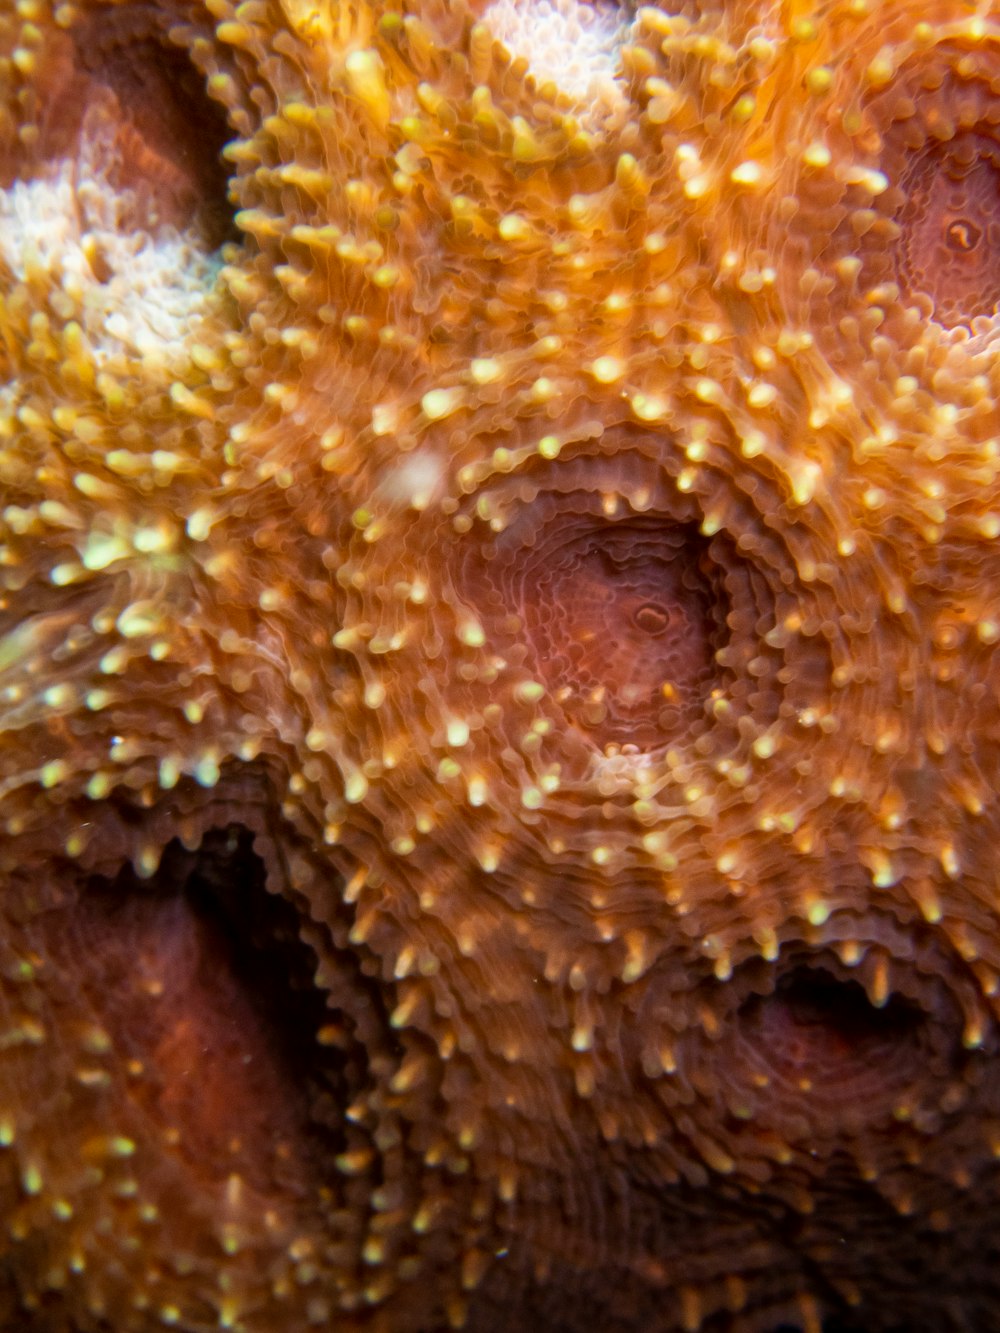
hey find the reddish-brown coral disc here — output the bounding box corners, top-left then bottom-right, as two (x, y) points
(895, 137), (1000, 324)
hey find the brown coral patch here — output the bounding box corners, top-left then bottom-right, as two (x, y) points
(0, 772), (473, 1331)
(6, 1), (235, 246)
(864, 44), (1000, 331)
(894, 135), (1000, 325)
(791, 36), (1000, 339)
(465, 499), (731, 751)
(50, 827), (348, 1192)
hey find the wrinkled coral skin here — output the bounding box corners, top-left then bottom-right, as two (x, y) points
(2, 0), (1000, 1329)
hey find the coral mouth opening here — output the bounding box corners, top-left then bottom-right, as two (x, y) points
(896, 139), (1000, 326)
(515, 516), (730, 749)
(45, 825), (354, 1192)
(742, 965), (928, 1073)
(71, 11), (238, 247)
(15, 6), (239, 248)
(716, 947), (975, 1131)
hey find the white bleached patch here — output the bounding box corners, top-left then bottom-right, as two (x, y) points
(0, 143), (218, 372)
(380, 451), (448, 512)
(482, 0), (633, 107)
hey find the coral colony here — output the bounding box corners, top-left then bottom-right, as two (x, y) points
(0, 0), (999, 1328)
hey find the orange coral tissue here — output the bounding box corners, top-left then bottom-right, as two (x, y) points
(0, 0), (999, 1330)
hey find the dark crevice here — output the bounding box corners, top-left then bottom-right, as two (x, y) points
(769, 966), (927, 1049)
(79, 825), (355, 1166)
(67, 7), (238, 246)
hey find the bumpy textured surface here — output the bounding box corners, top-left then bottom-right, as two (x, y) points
(0, 0), (999, 1329)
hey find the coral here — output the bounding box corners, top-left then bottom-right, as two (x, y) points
(0, 0), (999, 1329)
